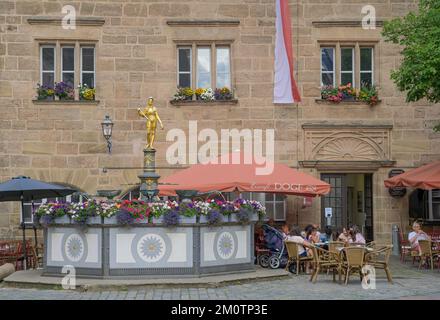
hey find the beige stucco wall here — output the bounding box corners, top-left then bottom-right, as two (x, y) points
(0, 0), (439, 242)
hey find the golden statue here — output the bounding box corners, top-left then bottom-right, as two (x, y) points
(138, 97), (164, 149)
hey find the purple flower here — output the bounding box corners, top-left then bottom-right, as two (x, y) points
(39, 215), (54, 227)
(116, 209), (134, 225)
(164, 209), (180, 226)
(207, 209), (222, 225)
(236, 208), (252, 223)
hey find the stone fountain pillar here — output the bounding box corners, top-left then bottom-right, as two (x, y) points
(138, 148), (160, 202)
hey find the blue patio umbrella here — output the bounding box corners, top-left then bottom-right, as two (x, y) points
(0, 176), (77, 269)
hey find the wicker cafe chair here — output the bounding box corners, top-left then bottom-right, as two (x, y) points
(399, 232), (412, 263)
(341, 247), (365, 285)
(285, 241), (313, 275)
(328, 241), (345, 255)
(365, 245), (393, 284)
(309, 245), (341, 283)
(418, 240), (440, 271)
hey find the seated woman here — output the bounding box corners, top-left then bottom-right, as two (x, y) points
(337, 227), (350, 243)
(306, 226), (320, 244)
(408, 220), (430, 254)
(348, 225), (366, 244)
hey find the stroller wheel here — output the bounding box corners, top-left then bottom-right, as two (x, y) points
(269, 256), (280, 269)
(258, 254), (270, 268)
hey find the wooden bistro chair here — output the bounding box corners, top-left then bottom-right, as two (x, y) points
(309, 245), (342, 284)
(418, 240), (440, 271)
(365, 245), (393, 284)
(285, 241), (313, 276)
(341, 247), (365, 285)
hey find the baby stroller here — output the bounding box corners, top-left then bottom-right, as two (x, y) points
(258, 224), (288, 269)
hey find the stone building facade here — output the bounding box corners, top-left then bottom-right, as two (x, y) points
(0, 0), (439, 243)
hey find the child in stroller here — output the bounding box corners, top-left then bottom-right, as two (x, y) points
(256, 224), (288, 269)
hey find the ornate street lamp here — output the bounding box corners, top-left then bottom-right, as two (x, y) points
(101, 115), (113, 154)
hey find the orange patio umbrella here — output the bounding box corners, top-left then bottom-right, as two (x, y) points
(159, 152), (330, 197)
(384, 160), (440, 190)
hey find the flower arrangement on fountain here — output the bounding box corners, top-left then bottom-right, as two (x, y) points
(321, 83), (379, 106)
(35, 198), (265, 226)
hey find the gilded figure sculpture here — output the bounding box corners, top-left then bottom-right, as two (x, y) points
(138, 97), (164, 149)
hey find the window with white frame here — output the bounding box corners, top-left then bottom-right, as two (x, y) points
(320, 44), (375, 88)
(178, 47), (192, 88)
(61, 46), (75, 88)
(241, 192), (286, 221)
(81, 46), (95, 88)
(177, 43), (231, 90)
(340, 47), (354, 86)
(39, 41), (96, 97)
(41, 46), (55, 88)
(321, 47), (335, 87)
(360, 47), (374, 87)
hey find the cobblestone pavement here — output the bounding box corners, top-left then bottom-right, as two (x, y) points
(1, 257), (439, 300)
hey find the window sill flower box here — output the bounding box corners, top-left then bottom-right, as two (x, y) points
(54, 215), (71, 224)
(170, 99), (238, 106)
(152, 216), (164, 224)
(320, 84), (380, 106)
(87, 216), (103, 224)
(315, 99), (381, 106)
(104, 216), (118, 224)
(180, 215), (197, 224)
(32, 99), (100, 105)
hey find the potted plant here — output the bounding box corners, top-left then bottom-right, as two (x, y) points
(115, 209), (135, 226)
(54, 81), (75, 100)
(195, 88), (205, 101)
(86, 201), (102, 224)
(220, 201), (238, 222)
(78, 84), (95, 101)
(51, 203), (70, 224)
(214, 87), (233, 100)
(338, 83), (355, 101)
(172, 87), (194, 101)
(101, 201), (119, 224)
(359, 85), (379, 106)
(202, 209), (223, 225)
(321, 85), (343, 103)
(163, 209), (180, 227)
(179, 202), (197, 224)
(36, 83), (55, 101)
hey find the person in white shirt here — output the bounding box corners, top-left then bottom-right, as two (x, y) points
(286, 225), (312, 257)
(408, 221), (430, 254)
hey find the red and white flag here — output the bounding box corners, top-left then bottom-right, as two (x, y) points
(273, 0), (301, 104)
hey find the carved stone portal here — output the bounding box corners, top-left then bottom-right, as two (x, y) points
(303, 125), (392, 162)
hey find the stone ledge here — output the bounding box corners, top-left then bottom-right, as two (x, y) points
(167, 20), (240, 27)
(312, 20), (384, 28)
(315, 99), (382, 106)
(170, 99), (238, 106)
(32, 100), (100, 105)
(302, 123), (393, 129)
(27, 16), (106, 26)
(299, 160), (396, 170)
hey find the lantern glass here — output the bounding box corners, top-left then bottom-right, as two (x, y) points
(101, 115), (113, 140)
